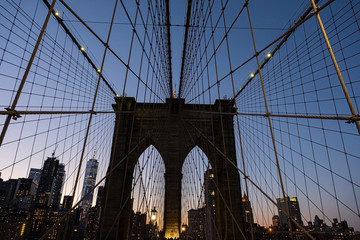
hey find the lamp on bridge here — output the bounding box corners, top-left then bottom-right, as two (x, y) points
(151, 207), (157, 225)
(181, 224), (187, 232)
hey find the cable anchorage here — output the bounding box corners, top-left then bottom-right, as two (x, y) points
(346, 114), (360, 124)
(4, 108), (22, 120)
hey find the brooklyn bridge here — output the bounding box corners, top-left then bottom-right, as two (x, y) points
(0, 0), (359, 239)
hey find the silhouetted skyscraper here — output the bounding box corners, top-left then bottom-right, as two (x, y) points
(188, 208), (205, 240)
(62, 195), (73, 210)
(48, 164), (65, 210)
(28, 168), (42, 195)
(34, 156), (59, 208)
(0, 179), (18, 207)
(204, 169), (215, 210)
(204, 169), (215, 240)
(86, 206), (101, 240)
(96, 186), (104, 208)
(242, 192), (254, 225)
(129, 211), (147, 240)
(272, 215), (280, 230)
(80, 158), (98, 212)
(49, 163), (65, 210)
(277, 196), (303, 230)
(30, 155), (59, 238)
(15, 178), (36, 210)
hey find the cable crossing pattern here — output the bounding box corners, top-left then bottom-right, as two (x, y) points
(0, 0), (359, 239)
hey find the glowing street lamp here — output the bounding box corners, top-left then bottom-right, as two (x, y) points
(151, 207), (157, 224)
(181, 224), (187, 232)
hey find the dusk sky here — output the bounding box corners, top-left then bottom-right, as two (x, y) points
(0, 0), (359, 232)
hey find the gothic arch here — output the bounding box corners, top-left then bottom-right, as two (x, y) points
(132, 144), (165, 227)
(99, 97), (245, 240)
(181, 146), (213, 216)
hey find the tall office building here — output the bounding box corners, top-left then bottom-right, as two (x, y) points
(0, 179), (19, 207)
(32, 158), (65, 209)
(62, 195), (73, 210)
(30, 155), (59, 238)
(28, 168), (42, 195)
(204, 169), (215, 240)
(129, 211), (147, 240)
(49, 164), (65, 209)
(277, 196), (303, 230)
(272, 215), (280, 230)
(204, 169), (215, 210)
(15, 178), (36, 210)
(188, 208), (205, 240)
(80, 158), (98, 212)
(96, 185), (105, 207)
(16, 178), (35, 197)
(242, 193), (254, 225)
(86, 206), (101, 240)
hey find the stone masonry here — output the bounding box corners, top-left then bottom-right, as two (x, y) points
(98, 97), (245, 240)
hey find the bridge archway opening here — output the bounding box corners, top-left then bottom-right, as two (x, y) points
(181, 146), (215, 237)
(131, 144), (165, 231)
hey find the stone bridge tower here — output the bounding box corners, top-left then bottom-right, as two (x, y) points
(98, 97), (245, 240)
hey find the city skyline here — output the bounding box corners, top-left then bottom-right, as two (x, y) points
(1, 144), (360, 233)
(0, 152), (106, 239)
(0, 146), (359, 238)
(0, 0), (359, 238)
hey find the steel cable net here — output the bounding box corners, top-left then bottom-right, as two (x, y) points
(0, 2), (118, 238)
(0, 0), (359, 239)
(181, 147), (216, 237)
(178, 0), (360, 237)
(0, 0), (171, 238)
(131, 145), (165, 231)
(0, 0), (114, 204)
(236, 0), (360, 231)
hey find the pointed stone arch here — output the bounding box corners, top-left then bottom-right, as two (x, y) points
(132, 144), (165, 228)
(181, 145), (212, 218)
(99, 97), (245, 240)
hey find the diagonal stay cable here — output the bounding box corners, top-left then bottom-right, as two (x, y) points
(232, 0), (327, 100)
(182, 119), (247, 240)
(185, 118), (316, 240)
(38, 131), (150, 240)
(57, 0), (164, 102)
(178, 0), (193, 98)
(61, 0), (120, 238)
(119, 0), (168, 99)
(0, 0), (57, 146)
(165, 0), (173, 97)
(186, 0), (332, 103)
(42, 0), (116, 95)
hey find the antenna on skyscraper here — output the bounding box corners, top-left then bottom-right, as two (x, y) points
(93, 145), (97, 159)
(52, 144), (58, 157)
